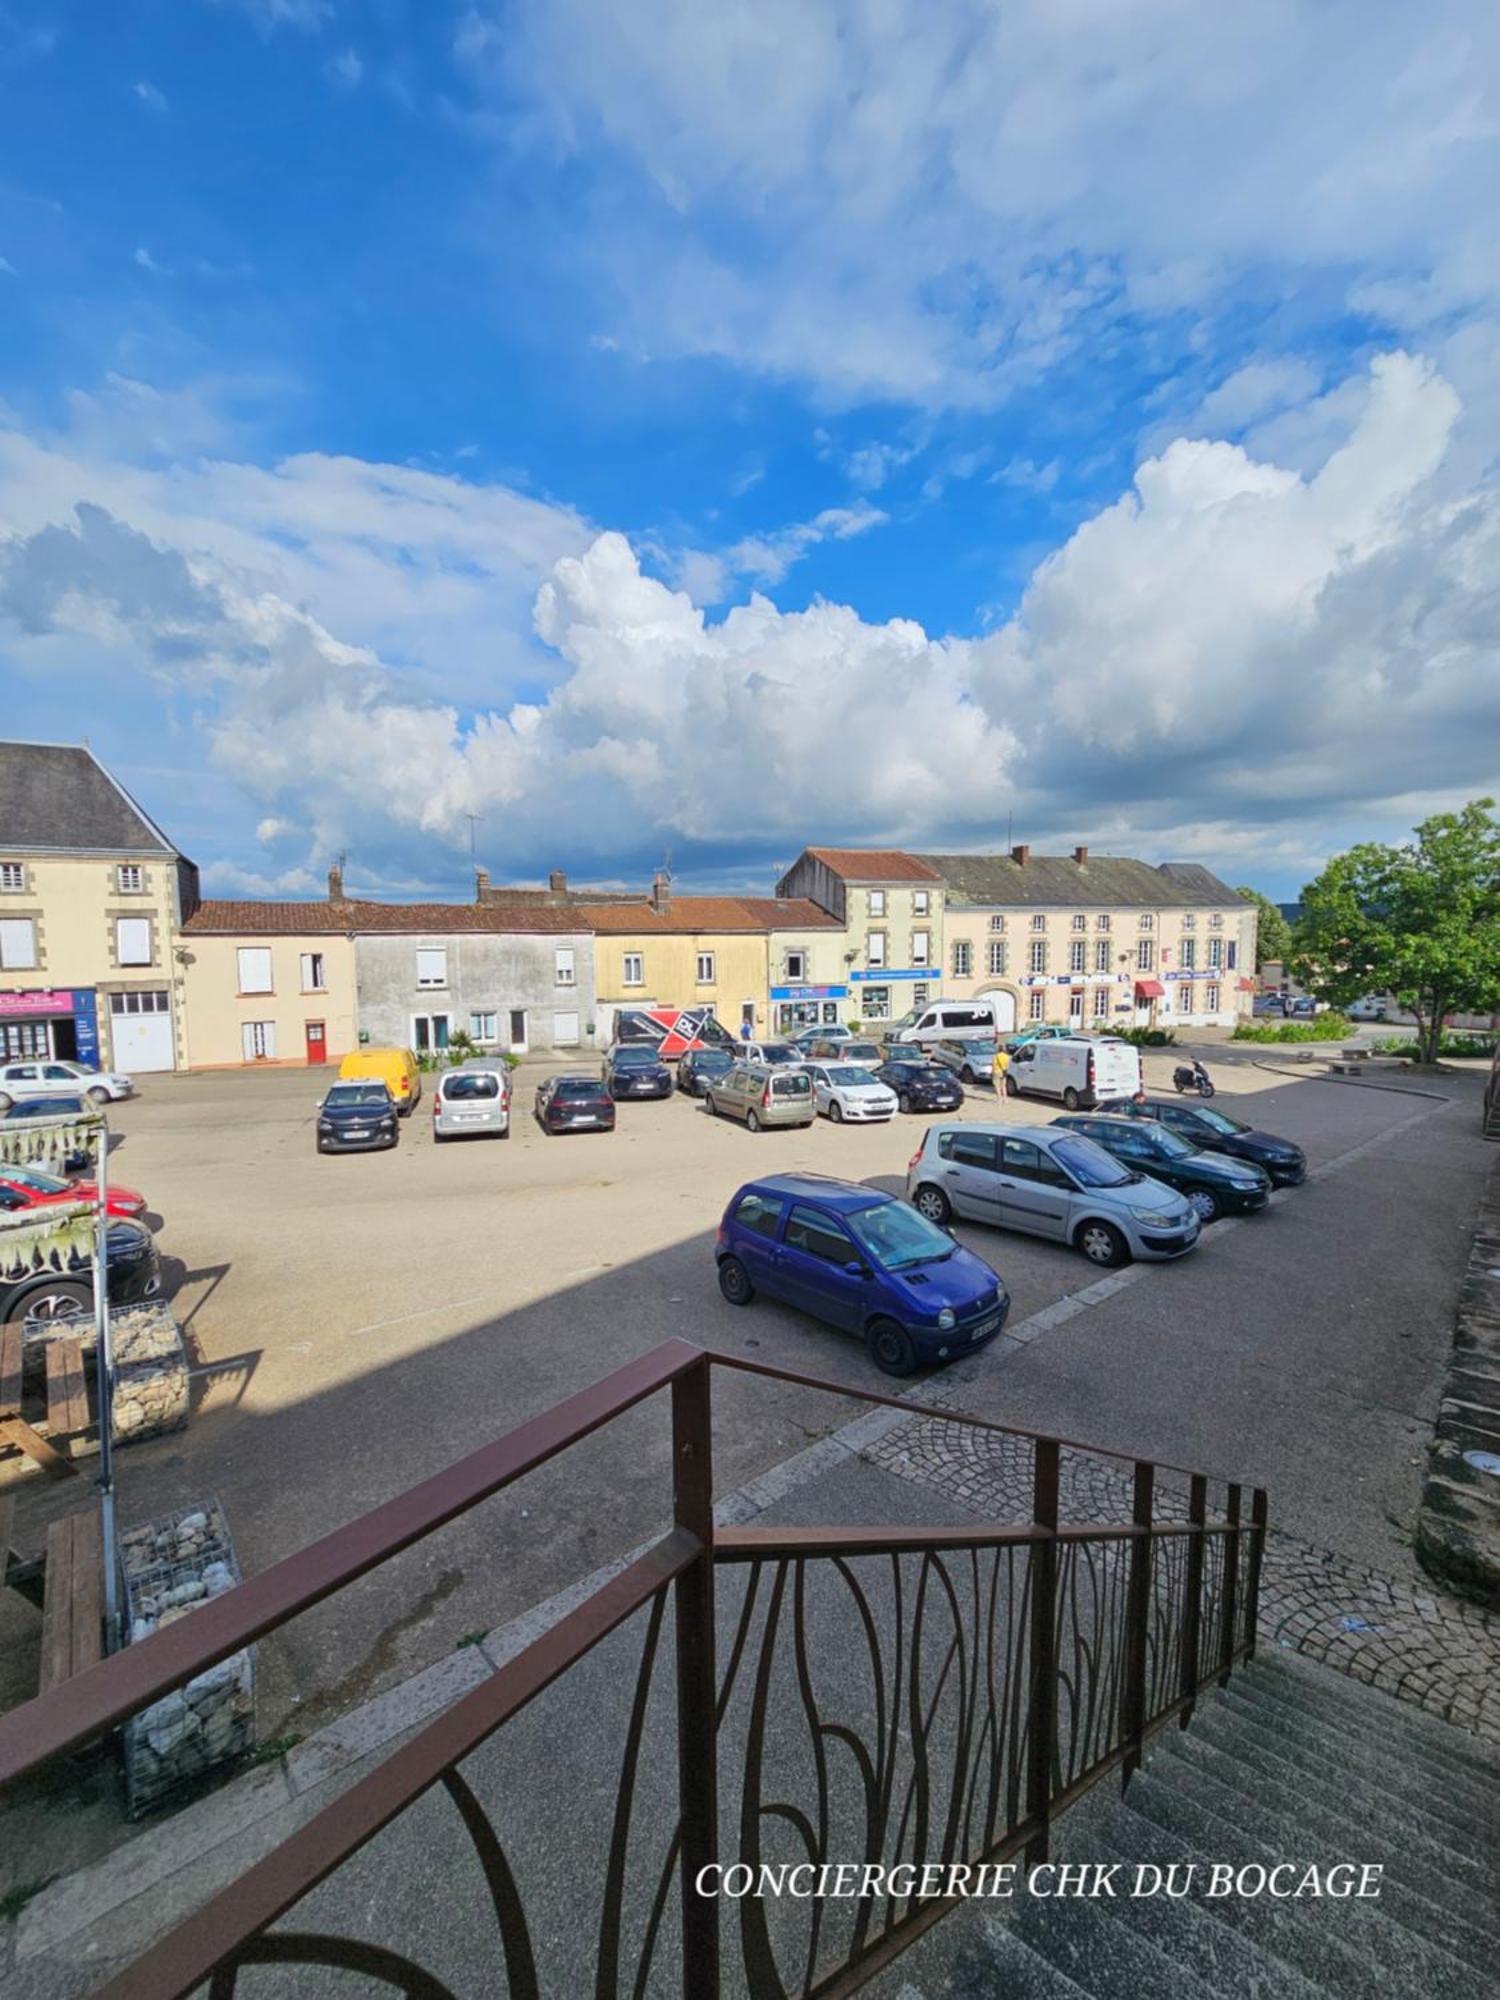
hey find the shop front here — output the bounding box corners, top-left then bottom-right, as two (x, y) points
(770, 982), (850, 1036)
(849, 968), (935, 1025)
(0, 987), (102, 1064)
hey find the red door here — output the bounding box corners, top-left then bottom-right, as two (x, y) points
(305, 1021), (327, 1065)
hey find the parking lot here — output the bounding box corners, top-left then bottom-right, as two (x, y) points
(2, 1046), (1492, 1749)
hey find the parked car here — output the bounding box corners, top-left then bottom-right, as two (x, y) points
(1094, 1096), (1307, 1187)
(338, 1046), (420, 1115)
(0, 1164), (147, 1220)
(535, 1074), (616, 1134)
(801, 1062), (899, 1124)
(0, 1060), (133, 1109)
(906, 1122), (1201, 1267)
(738, 1042), (806, 1067)
(715, 1174), (1010, 1375)
(2, 1216), (162, 1327)
(1347, 995), (1387, 1022)
(705, 1062), (815, 1132)
(316, 1081), (399, 1153)
(0, 1097), (95, 1169)
(1052, 1114), (1272, 1222)
(1252, 994), (1288, 1017)
(1003, 1035), (1142, 1109)
(883, 999), (1011, 1050)
(433, 1061), (510, 1141)
(872, 1059), (965, 1115)
(930, 1036), (1001, 1085)
(602, 1045), (673, 1100)
(787, 1024), (852, 1049)
(1003, 1023), (1074, 1054)
(676, 1047), (737, 1097)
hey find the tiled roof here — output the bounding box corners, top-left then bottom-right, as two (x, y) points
(183, 900), (591, 936)
(804, 848), (941, 883)
(735, 897), (843, 930)
(0, 742), (179, 855)
(917, 853), (1247, 911)
(579, 897), (771, 934)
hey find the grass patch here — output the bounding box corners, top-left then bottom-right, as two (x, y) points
(454, 1630), (488, 1649)
(1371, 1032), (1496, 1059)
(1, 1877), (55, 1924)
(1231, 1014), (1353, 1043)
(249, 1732), (305, 1765)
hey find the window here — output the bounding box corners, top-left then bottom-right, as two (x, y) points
(989, 914), (1006, 932)
(1208, 936), (1223, 969)
(938, 1130), (998, 1171)
(1210, 912), (1224, 929)
(0, 917), (37, 969)
(237, 945), (273, 993)
(785, 950), (806, 981)
(913, 888), (930, 916)
(734, 1192), (784, 1241)
(862, 986), (891, 1021)
(1072, 914), (1087, 931)
(1069, 940), (1085, 973)
(912, 929), (930, 966)
(987, 940), (1007, 977)
(1030, 914), (1046, 931)
(1029, 940), (1047, 974)
(416, 948), (448, 989)
(951, 940), (972, 978)
(554, 946), (576, 987)
(785, 1203), (856, 1265)
(912, 984), (930, 1008)
(1096, 914), (1110, 932)
(116, 916), (152, 966)
(116, 864), (144, 893)
(300, 951), (326, 992)
(1093, 988), (1112, 1021)
(110, 990), (168, 1014)
(1094, 939), (1110, 972)
(469, 1010), (498, 1041)
(1139, 913), (1154, 931)
(867, 931), (886, 967)
(868, 889), (887, 917)
(1029, 990), (1046, 1022)
(1137, 939), (1154, 972)
(1226, 940), (1238, 970)
(413, 1014), (451, 1053)
(241, 1022), (276, 1061)
(623, 952), (644, 986)
(692, 951), (716, 984)
(0, 863), (23, 893)
(1181, 937), (1197, 970)
(999, 1137), (1066, 1186)
(1182, 913), (1197, 930)
(1069, 989), (1084, 1022)
(1205, 983), (1221, 1012)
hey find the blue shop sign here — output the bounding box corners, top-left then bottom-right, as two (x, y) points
(850, 968), (934, 982)
(71, 989), (101, 1066)
(770, 983), (849, 1002)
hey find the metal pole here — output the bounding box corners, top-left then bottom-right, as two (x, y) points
(1219, 1484), (1242, 1684)
(1025, 1437), (1059, 1868)
(1121, 1460), (1154, 1783)
(90, 1111), (119, 1654)
(1178, 1474), (1207, 1727)
(672, 1358), (719, 1999)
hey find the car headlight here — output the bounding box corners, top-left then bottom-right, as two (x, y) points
(1140, 1208), (1179, 1227)
(937, 1308), (956, 1330)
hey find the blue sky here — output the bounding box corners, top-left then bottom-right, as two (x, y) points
(2, 1), (1498, 902)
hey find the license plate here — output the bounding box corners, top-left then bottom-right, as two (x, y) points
(345, 1127), (369, 1138)
(573, 1115), (598, 1125)
(969, 1314), (1000, 1338)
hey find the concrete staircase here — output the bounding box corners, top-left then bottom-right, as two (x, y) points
(895, 1650), (1500, 1999)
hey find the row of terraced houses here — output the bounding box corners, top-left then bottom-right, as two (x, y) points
(0, 742), (1257, 1072)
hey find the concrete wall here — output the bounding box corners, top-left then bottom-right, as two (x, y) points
(355, 931), (596, 1056)
(181, 934), (358, 1069)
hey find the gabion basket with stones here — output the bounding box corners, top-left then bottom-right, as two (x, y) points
(120, 1497), (255, 1815)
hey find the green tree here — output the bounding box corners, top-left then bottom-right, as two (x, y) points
(1234, 887), (1293, 971)
(1292, 800), (1500, 1063)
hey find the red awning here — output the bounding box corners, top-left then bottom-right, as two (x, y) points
(1237, 977), (1256, 992)
(1134, 979), (1165, 999)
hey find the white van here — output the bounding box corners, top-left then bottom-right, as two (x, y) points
(1004, 1036), (1140, 1109)
(884, 998), (1012, 1050)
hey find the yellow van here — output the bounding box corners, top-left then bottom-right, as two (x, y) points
(338, 1046), (421, 1115)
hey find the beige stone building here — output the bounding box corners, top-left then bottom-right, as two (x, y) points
(179, 898), (359, 1069)
(0, 741), (199, 1072)
(773, 848), (946, 1028)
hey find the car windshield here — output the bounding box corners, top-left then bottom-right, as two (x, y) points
(693, 1051), (733, 1071)
(555, 1078), (604, 1099)
(613, 1048), (659, 1068)
(826, 1065), (878, 1086)
(326, 1085), (390, 1108)
(5, 1097), (84, 1118)
(760, 1046), (800, 1064)
(887, 1011), (920, 1033)
(772, 1073), (812, 1096)
(1188, 1106), (1250, 1136)
(444, 1073), (500, 1099)
(1051, 1134), (1136, 1189)
(1144, 1125), (1196, 1159)
(844, 1045), (880, 1060)
(2, 1166), (69, 1193)
(851, 1200), (955, 1270)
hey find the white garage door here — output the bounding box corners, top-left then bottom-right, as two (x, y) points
(109, 991), (176, 1072)
(552, 1011), (580, 1047)
(981, 988), (1017, 1033)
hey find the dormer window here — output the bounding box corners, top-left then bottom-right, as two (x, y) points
(117, 864), (144, 893)
(989, 915), (1006, 932)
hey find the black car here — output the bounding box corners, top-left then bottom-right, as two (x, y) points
(2, 1217), (162, 1327)
(602, 1046), (673, 1100)
(315, 1081), (399, 1153)
(873, 1059), (965, 1115)
(1054, 1114), (1272, 1223)
(0, 1094), (96, 1171)
(1098, 1096), (1307, 1186)
(536, 1074), (616, 1134)
(677, 1047), (736, 1098)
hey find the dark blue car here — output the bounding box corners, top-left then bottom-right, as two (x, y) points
(715, 1173), (1009, 1376)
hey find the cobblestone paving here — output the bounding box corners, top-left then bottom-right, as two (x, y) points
(864, 1415), (1500, 1746)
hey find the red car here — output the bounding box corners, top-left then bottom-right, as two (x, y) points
(0, 1165), (148, 1220)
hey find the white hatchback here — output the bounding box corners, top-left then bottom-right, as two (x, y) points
(802, 1062), (899, 1124)
(0, 1059), (135, 1109)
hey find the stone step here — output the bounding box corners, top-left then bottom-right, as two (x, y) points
(1127, 1769), (1473, 2000)
(1158, 1733), (1499, 1977)
(1241, 1653), (1500, 1778)
(1215, 1682), (1498, 1844)
(1009, 1877), (1221, 2000)
(945, 1918), (1094, 1999)
(1189, 1701), (1498, 1906)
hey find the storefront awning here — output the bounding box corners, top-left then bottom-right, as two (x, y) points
(1237, 977), (1257, 992)
(1134, 979), (1165, 999)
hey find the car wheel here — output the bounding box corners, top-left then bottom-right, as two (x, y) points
(12, 1280), (92, 1329)
(897, 1091), (912, 1114)
(1077, 1220), (1128, 1268)
(913, 1183), (951, 1226)
(1062, 1087), (1081, 1110)
(704, 1094), (717, 1117)
(747, 1109), (762, 1133)
(829, 1100), (843, 1123)
(718, 1256), (755, 1307)
(868, 1318), (919, 1377)
(961, 1065), (975, 1085)
(0, 1092), (10, 1110)
(1189, 1188), (1220, 1223)
(87, 1086), (110, 1106)
(1004, 1074), (1019, 1097)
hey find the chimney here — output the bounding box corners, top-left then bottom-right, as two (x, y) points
(474, 868), (490, 903)
(1073, 845), (1089, 866)
(327, 863), (344, 902)
(1011, 844), (1030, 867)
(651, 869), (670, 915)
(548, 869), (568, 895)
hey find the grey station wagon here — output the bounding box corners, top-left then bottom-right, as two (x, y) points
(705, 1061), (815, 1132)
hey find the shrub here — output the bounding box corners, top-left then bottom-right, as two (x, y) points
(1372, 1031), (1497, 1059)
(1107, 1025), (1178, 1048)
(1231, 1014), (1353, 1043)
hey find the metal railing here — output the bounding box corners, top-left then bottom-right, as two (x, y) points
(0, 1341), (1267, 1999)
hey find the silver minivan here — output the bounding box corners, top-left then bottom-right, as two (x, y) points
(906, 1121), (1201, 1267)
(433, 1060), (511, 1141)
(705, 1061), (815, 1132)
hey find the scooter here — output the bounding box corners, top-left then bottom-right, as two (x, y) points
(1173, 1058), (1215, 1098)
